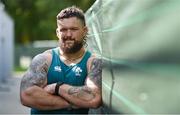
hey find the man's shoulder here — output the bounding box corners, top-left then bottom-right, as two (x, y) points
(88, 53), (101, 60)
(32, 48), (54, 65)
(42, 47), (60, 58)
(36, 49), (52, 58)
(43, 49), (53, 55)
(87, 53), (102, 70)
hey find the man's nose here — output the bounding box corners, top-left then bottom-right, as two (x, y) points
(66, 29), (72, 37)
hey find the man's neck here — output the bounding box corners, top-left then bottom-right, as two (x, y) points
(59, 47), (85, 62)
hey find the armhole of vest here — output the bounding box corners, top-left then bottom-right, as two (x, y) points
(84, 51), (92, 74)
(52, 48), (64, 66)
(51, 48), (59, 63)
(54, 47), (60, 56)
(86, 51), (92, 60)
(47, 49), (55, 75)
(54, 48), (63, 64)
(80, 51), (90, 64)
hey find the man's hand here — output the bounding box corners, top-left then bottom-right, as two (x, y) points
(44, 83), (81, 109)
(44, 83), (56, 94)
(56, 56), (102, 108)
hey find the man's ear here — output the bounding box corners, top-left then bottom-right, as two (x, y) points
(83, 26), (88, 36)
(56, 28), (60, 38)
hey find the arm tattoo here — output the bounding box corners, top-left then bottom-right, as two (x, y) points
(20, 54), (49, 92)
(67, 58), (102, 101)
(88, 58), (102, 88)
(68, 86), (95, 101)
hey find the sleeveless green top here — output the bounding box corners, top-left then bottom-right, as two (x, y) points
(31, 47), (91, 114)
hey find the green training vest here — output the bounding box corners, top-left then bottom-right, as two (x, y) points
(31, 47), (91, 114)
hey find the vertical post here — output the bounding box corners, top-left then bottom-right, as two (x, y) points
(0, 2), (13, 91)
(0, 2), (4, 83)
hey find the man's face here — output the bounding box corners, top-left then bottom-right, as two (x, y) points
(56, 17), (87, 53)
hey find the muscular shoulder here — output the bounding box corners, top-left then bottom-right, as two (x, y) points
(86, 53), (102, 88)
(20, 50), (52, 92)
(87, 54), (102, 72)
(30, 50), (52, 70)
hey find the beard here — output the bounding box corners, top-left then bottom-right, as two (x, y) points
(59, 39), (83, 54)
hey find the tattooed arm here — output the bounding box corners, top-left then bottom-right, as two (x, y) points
(20, 52), (70, 110)
(57, 56), (102, 108)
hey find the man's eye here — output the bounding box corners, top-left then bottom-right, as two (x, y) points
(71, 28), (79, 31)
(60, 29), (67, 32)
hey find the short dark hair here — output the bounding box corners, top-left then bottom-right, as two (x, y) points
(57, 6), (86, 26)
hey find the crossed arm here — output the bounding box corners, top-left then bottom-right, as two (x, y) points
(45, 57), (102, 108)
(20, 53), (70, 110)
(20, 52), (102, 110)
(62, 57), (102, 108)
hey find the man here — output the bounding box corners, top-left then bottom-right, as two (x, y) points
(20, 6), (102, 114)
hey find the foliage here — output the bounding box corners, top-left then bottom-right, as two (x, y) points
(2, 0), (95, 44)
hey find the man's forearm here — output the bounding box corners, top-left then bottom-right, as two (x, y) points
(20, 85), (70, 110)
(58, 84), (101, 108)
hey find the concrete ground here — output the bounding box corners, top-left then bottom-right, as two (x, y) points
(0, 72), (29, 114)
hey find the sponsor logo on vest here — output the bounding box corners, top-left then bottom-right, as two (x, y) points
(54, 66), (62, 72)
(73, 66), (82, 77)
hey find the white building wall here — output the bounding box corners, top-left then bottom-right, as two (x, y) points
(0, 2), (14, 82)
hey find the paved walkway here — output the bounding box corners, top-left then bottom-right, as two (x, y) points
(0, 72), (29, 114)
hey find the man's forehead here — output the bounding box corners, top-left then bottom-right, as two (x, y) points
(57, 20), (66, 27)
(57, 17), (83, 27)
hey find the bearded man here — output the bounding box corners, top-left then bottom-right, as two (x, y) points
(20, 6), (102, 114)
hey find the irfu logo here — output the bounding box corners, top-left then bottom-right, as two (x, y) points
(73, 66), (82, 77)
